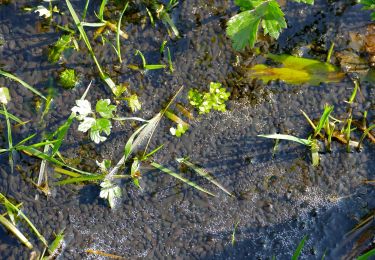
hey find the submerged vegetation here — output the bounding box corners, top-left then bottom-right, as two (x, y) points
(226, 0), (314, 50)
(0, 0), (374, 258)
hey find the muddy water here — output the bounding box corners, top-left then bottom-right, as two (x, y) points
(0, 0), (374, 259)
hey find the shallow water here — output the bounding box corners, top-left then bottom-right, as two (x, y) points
(0, 0), (374, 259)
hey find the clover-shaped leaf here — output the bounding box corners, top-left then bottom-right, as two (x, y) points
(96, 99), (116, 119)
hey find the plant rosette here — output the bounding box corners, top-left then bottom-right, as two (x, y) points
(71, 99), (116, 144)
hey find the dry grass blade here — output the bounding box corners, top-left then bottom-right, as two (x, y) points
(0, 214), (33, 249)
(0, 193), (48, 247)
(108, 86), (183, 179)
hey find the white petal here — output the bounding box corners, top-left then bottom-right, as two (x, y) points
(71, 99), (92, 118)
(34, 6), (51, 18)
(77, 117), (95, 132)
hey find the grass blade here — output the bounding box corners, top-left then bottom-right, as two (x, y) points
(2, 104), (13, 173)
(0, 214), (33, 249)
(314, 105), (334, 138)
(55, 175), (105, 185)
(292, 235), (308, 260)
(46, 229), (64, 257)
(258, 134), (311, 146)
(357, 247), (375, 260)
(176, 158), (232, 196)
(0, 193), (48, 247)
(65, 0), (116, 93)
(150, 162), (215, 196)
(0, 70), (46, 100)
(0, 110), (26, 124)
(116, 2), (129, 63)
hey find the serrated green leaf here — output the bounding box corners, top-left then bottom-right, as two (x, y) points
(226, 10), (261, 50)
(96, 99), (116, 118)
(93, 118), (112, 135)
(88, 118), (112, 144)
(227, 0), (286, 50)
(235, 0), (264, 10)
(260, 1), (287, 39)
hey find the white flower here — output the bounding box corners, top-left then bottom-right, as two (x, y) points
(34, 6), (51, 18)
(71, 99), (92, 120)
(77, 117), (95, 132)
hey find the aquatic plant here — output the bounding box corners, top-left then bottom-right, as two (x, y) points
(48, 34), (75, 63)
(135, 49), (166, 70)
(71, 98), (117, 144)
(188, 82), (231, 114)
(59, 68), (77, 89)
(146, 0), (180, 38)
(227, 0), (314, 50)
(247, 53), (344, 85)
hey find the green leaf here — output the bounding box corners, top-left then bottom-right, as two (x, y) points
(227, 0), (286, 50)
(188, 89), (204, 107)
(260, 1), (287, 39)
(358, 0), (375, 10)
(89, 118), (112, 143)
(170, 123), (188, 137)
(45, 230), (64, 257)
(189, 82), (230, 114)
(96, 99), (116, 118)
(235, 0), (264, 10)
(226, 10), (261, 50)
(248, 54), (344, 86)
